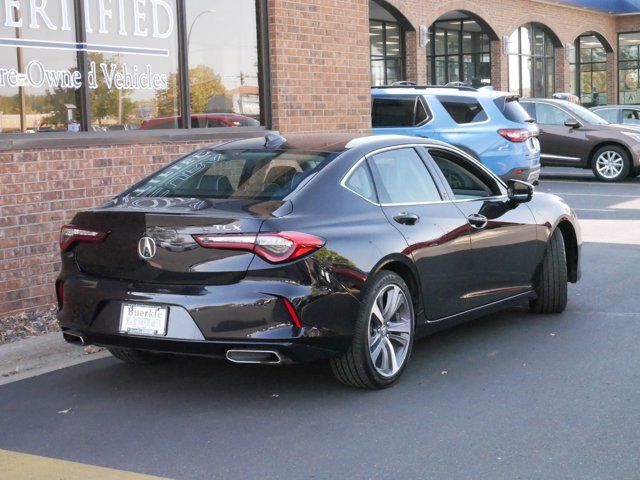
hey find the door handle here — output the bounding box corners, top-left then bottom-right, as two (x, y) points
(393, 212), (419, 225)
(467, 213), (488, 229)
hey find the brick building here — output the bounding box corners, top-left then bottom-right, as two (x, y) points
(1, 0), (639, 315)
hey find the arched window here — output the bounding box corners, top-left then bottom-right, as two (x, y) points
(370, 20), (404, 86)
(508, 23), (556, 98)
(427, 15), (492, 88)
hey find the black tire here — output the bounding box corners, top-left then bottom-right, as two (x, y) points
(591, 145), (631, 182)
(330, 270), (415, 389)
(530, 228), (568, 314)
(108, 347), (167, 364)
(630, 170), (640, 178)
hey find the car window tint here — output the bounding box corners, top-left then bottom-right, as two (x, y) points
(429, 151), (498, 200)
(372, 98), (416, 127)
(437, 96), (488, 124)
(369, 148), (441, 204)
(345, 162), (377, 203)
(595, 109), (618, 123)
(533, 103), (572, 125)
(623, 109), (640, 125)
(129, 150), (332, 200)
(497, 98), (532, 123)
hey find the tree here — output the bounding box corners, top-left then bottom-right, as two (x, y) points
(156, 65), (227, 117)
(87, 52), (134, 126)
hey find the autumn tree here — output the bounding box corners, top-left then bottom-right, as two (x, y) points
(156, 65), (227, 117)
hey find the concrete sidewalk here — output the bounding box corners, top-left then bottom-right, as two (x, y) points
(0, 333), (109, 386)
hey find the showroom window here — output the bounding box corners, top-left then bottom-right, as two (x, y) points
(427, 19), (491, 87)
(571, 35), (607, 106)
(370, 20), (404, 86)
(508, 23), (556, 98)
(619, 32), (640, 104)
(0, 0), (268, 134)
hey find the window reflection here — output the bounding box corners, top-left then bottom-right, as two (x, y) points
(185, 0), (262, 127)
(370, 20), (404, 86)
(619, 32), (640, 104)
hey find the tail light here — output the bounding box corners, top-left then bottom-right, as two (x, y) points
(498, 127), (538, 143)
(60, 225), (109, 252)
(282, 298), (302, 328)
(193, 231), (325, 263)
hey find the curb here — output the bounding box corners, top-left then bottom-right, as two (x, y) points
(0, 333), (110, 386)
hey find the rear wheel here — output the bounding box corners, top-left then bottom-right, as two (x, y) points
(108, 347), (168, 364)
(530, 228), (568, 314)
(330, 271), (414, 389)
(591, 145), (631, 182)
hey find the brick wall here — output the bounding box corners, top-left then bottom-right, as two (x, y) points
(0, 141), (216, 315)
(268, 0), (371, 134)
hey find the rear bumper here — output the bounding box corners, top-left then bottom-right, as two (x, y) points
(57, 266), (361, 362)
(500, 164), (541, 183)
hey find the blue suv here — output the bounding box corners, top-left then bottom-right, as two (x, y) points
(372, 86), (541, 182)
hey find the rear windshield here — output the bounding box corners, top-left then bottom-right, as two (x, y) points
(495, 97), (532, 123)
(128, 149), (333, 200)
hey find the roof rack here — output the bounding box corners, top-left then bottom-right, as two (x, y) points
(371, 85), (478, 92)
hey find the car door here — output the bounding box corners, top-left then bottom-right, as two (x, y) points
(424, 147), (540, 308)
(365, 146), (474, 320)
(523, 101), (589, 166)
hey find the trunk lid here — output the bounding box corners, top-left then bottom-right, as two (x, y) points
(73, 197), (290, 284)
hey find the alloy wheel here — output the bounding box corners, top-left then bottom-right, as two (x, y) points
(596, 151), (624, 179)
(367, 284), (412, 377)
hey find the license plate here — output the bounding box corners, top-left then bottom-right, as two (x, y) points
(119, 303), (168, 336)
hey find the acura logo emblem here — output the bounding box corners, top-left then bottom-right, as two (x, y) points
(138, 237), (156, 260)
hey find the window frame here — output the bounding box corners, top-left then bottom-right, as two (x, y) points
(0, 0), (271, 146)
(371, 95), (433, 128)
(370, 19), (406, 86)
(507, 23), (556, 98)
(618, 31), (640, 105)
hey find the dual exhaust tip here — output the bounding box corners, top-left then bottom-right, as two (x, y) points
(226, 349), (282, 365)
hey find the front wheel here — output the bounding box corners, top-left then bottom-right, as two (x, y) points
(591, 145), (631, 182)
(330, 271), (414, 389)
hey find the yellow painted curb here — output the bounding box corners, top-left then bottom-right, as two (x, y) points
(0, 449), (172, 480)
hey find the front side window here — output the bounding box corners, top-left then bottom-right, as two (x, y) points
(372, 97), (422, 127)
(438, 96), (488, 124)
(129, 150), (331, 200)
(370, 21), (404, 86)
(531, 103), (572, 125)
(594, 108), (618, 123)
(430, 150), (499, 200)
(619, 32), (640, 104)
(368, 148), (441, 204)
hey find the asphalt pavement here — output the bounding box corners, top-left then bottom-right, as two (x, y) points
(1, 167), (639, 480)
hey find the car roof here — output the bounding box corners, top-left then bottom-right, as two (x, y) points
(591, 105), (639, 109)
(211, 133), (454, 154)
(372, 86), (517, 101)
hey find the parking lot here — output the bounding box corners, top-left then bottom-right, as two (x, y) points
(1, 169), (639, 480)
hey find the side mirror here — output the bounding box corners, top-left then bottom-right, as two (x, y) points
(564, 118), (582, 129)
(507, 179), (534, 203)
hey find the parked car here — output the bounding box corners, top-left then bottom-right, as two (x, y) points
(371, 86), (541, 183)
(139, 113), (260, 130)
(590, 105), (640, 127)
(57, 134), (581, 389)
(520, 98), (640, 181)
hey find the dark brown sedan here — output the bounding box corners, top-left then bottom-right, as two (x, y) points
(520, 98), (640, 182)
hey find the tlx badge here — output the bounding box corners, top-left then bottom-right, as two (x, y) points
(212, 225), (241, 231)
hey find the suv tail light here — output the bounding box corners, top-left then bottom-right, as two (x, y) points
(60, 225), (109, 252)
(193, 231), (325, 263)
(498, 127), (539, 143)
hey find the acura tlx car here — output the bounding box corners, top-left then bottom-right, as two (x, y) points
(56, 133), (581, 389)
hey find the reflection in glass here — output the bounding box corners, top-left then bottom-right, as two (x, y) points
(507, 24), (555, 98)
(618, 33), (640, 104)
(574, 35), (607, 105)
(369, 20), (404, 86)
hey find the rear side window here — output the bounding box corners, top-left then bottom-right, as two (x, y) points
(368, 148), (441, 204)
(344, 162), (377, 203)
(437, 96), (488, 124)
(622, 109), (640, 125)
(496, 97), (532, 123)
(128, 149), (332, 200)
(372, 97), (430, 127)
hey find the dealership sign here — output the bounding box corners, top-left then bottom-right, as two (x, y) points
(0, 0), (174, 91)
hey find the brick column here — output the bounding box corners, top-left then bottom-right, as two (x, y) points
(404, 29), (422, 84)
(555, 47), (567, 94)
(606, 51), (617, 105)
(490, 40), (507, 91)
(267, 0), (372, 134)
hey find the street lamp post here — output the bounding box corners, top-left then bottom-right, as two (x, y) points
(187, 10), (217, 51)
